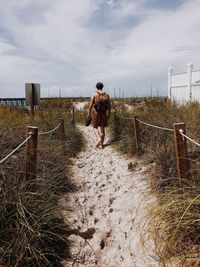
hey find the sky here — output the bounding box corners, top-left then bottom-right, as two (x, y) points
(0, 0), (200, 98)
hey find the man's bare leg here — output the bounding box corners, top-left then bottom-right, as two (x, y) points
(99, 126), (105, 148)
(93, 127), (101, 148)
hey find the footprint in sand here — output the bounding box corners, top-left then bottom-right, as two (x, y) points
(65, 126), (159, 267)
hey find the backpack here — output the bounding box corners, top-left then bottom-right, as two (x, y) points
(94, 91), (109, 113)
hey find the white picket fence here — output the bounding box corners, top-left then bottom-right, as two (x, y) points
(168, 63), (200, 104)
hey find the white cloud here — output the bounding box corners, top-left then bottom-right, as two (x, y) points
(0, 0), (200, 97)
(117, 0), (200, 70)
(110, 0), (145, 18)
(0, 40), (16, 55)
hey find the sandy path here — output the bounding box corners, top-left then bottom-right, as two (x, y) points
(63, 126), (159, 267)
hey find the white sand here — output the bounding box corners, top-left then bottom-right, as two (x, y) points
(63, 126), (159, 267)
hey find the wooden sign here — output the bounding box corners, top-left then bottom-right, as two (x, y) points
(25, 83), (40, 106)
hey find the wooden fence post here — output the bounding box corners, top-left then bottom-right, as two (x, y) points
(59, 118), (66, 146)
(25, 126), (38, 182)
(173, 123), (190, 180)
(133, 116), (140, 156)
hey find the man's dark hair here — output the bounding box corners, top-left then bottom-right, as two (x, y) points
(96, 82), (104, 90)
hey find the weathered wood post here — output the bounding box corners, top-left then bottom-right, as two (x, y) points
(173, 123), (190, 180)
(59, 118), (66, 146)
(133, 116), (140, 156)
(25, 126), (38, 183)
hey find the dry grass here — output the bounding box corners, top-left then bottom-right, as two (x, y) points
(0, 104), (84, 267)
(111, 99), (200, 266)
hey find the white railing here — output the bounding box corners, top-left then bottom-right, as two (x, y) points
(168, 63), (200, 104)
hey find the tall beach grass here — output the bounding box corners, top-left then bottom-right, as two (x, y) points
(0, 104), (84, 266)
(110, 99), (200, 266)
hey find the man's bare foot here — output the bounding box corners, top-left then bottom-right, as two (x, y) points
(95, 141), (105, 149)
(96, 140), (101, 148)
(98, 144), (104, 149)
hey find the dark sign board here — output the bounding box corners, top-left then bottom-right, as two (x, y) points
(25, 83), (40, 106)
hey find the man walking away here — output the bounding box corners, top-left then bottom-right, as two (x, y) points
(88, 82), (111, 149)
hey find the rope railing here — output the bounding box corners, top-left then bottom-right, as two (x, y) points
(136, 118), (173, 132)
(179, 129), (200, 148)
(65, 117), (73, 126)
(38, 117), (73, 136)
(115, 112), (173, 132)
(114, 112), (194, 180)
(0, 105), (76, 186)
(0, 135), (32, 164)
(1, 115), (74, 166)
(38, 122), (62, 136)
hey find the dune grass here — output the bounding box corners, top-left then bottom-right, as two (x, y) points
(110, 99), (200, 266)
(0, 104), (84, 266)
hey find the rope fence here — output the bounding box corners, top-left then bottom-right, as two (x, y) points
(115, 113), (173, 132)
(38, 122), (62, 136)
(114, 111), (200, 180)
(179, 129), (200, 147)
(0, 135), (32, 164)
(65, 117), (74, 126)
(136, 118), (173, 132)
(0, 112), (75, 184)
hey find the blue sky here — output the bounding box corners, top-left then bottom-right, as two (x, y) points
(0, 0), (200, 97)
